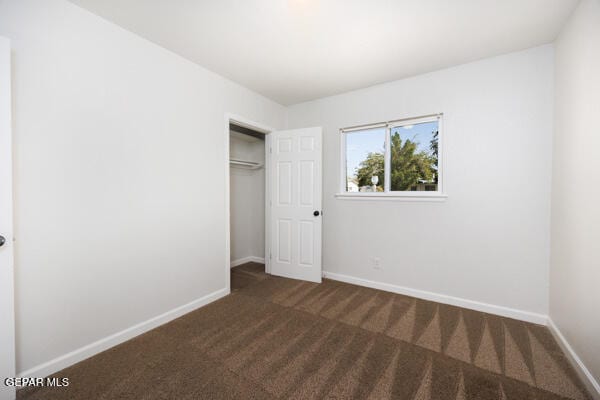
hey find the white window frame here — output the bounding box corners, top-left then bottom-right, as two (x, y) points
(337, 113), (446, 201)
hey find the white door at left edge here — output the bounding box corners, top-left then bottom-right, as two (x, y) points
(270, 127), (322, 283)
(0, 37), (16, 400)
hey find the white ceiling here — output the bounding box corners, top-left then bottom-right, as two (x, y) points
(68, 0), (578, 105)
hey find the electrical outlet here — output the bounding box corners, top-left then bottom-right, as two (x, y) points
(372, 257), (382, 270)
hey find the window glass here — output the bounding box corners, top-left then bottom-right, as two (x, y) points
(390, 121), (439, 191)
(345, 128), (385, 192)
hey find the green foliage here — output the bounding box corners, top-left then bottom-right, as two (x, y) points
(355, 130), (438, 191)
(430, 130), (439, 160)
(356, 152), (384, 189)
(430, 130), (439, 183)
(389, 132), (435, 190)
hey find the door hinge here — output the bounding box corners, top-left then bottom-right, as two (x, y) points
(269, 147), (272, 154)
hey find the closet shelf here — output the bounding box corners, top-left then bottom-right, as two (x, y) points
(229, 159), (264, 170)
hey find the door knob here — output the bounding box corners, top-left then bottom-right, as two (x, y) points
(313, 210), (320, 217)
(0, 235), (5, 247)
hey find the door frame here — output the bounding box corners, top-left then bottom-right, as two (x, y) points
(0, 36), (15, 400)
(224, 113), (273, 291)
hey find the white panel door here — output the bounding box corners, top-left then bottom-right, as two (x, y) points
(0, 37), (15, 400)
(270, 127), (322, 283)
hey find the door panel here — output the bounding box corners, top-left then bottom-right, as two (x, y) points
(270, 128), (322, 283)
(277, 162), (292, 205)
(298, 221), (314, 266)
(299, 161), (314, 206)
(277, 219), (292, 263)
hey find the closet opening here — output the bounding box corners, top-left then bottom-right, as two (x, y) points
(227, 117), (272, 292)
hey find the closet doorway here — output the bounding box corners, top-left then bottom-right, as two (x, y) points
(225, 114), (324, 292)
(227, 117), (270, 291)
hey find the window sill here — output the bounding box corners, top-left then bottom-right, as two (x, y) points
(334, 192), (448, 202)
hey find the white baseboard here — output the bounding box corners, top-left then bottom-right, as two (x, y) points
(17, 287), (230, 379)
(547, 318), (600, 400)
(322, 271), (548, 325)
(231, 256), (265, 268)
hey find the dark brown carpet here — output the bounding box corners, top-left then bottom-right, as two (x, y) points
(19, 262), (591, 400)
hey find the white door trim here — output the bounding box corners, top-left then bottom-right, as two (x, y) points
(0, 36), (16, 400)
(224, 113), (273, 289)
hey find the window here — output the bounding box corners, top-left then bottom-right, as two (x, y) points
(340, 114), (443, 197)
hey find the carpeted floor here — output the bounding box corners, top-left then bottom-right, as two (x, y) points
(19, 262), (591, 400)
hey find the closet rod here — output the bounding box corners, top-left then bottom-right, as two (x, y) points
(229, 159), (264, 170)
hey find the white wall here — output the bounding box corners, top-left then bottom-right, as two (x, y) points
(0, 0), (286, 374)
(287, 45), (554, 317)
(230, 133), (265, 263)
(551, 0), (600, 386)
